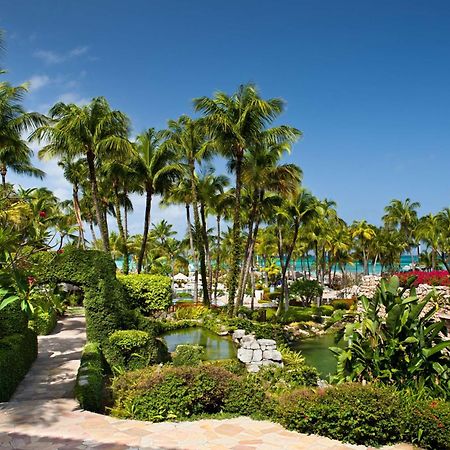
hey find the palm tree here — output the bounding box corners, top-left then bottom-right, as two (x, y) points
(165, 116), (212, 306)
(351, 220), (376, 275)
(0, 81), (46, 185)
(133, 128), (179, 273)
(383, 198), (420, 267)
(194, 84), (301, 313)
(33, 97), (133, 252)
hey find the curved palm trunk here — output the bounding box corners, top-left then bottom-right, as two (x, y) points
(1, 164), (6, 187)
(228, 150), (243, 316)
(190, 162), (209, 306)
(113, 183), (129, 274)
(86, 150), (110, 252)
(186, 203), (198, 302)
(72, 183), (85, 249)
(137, 185), (152, 274)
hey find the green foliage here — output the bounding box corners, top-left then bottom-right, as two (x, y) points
(108, 329), (168, 370)
(222, 317), (288, 343)
(75, 342), (106, 412)
(331, 276), (450, 398)
(277, 384), (404, 447)
(111, 365), (234, 421)
(279, 307), (315, 324)
(118, 274), (172, 314)
(404, 398), (450, 450)
(0, 300), (27, 338)
(29, 307), (57, 335)
(289, 279), (323, 306)
(202, 358), (246, 375)
(172, 344), (204, 366)
(174, 305), (208, 320)
(331, 299), (354, 310)
(0, 329), (37, 401)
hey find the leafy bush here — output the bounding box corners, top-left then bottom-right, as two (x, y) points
(331, 298), (354, 310)
(118, 274), (172, 313)
(315, 305), (334, 316)
(75, 342), (106, 412)
(174, 305), (208, 320)
(289, 279), (323, 306)
(0, 300), (27, 338)
(396, 270), (450, 287)
(277, 384), (404, 447)
(108, 329), (168, 370)
(279, 307), (315, 324)
(203, 358), (246, 375)
(223, 317), (288, 343)
(0, 329), (37, 401)
(29, 307), (57, 335)
(331, 276), (450, 398)
(172, 344), (204, 366)
(405, 398), (450, 450)
(111, 365), (235, 421)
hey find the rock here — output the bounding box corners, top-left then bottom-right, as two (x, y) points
(247, 363), (260, 373)
(232, 329), (246, 342)
(78, 375), (89, 387)
(263, 349), (282, 361)
(241, 334), (256, 347)
(250, 340), (260, 350)
(237, 348), (253, 363)
(257, 338), (276, 347)
(252, 349), (263, 361)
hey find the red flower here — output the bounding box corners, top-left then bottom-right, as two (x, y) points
(57, 249), (64, 254)
(39, 211), (46, 218)
(27, 276), (35, 286)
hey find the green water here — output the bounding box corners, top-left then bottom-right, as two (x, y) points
(291, 334), (343, 378)
(162, 327), (236, 360)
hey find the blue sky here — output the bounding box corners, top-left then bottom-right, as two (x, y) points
(1, 0), (450, 235)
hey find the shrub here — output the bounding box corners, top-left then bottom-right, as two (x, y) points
(396, 270), (450, 287)
(279, 307), (315, 324)
(75, 342), (106, 412)
(277, 384), (404, 447)
(203, 358), (246, 375)
(172, 344), (204, 366)
(118, 274), (172, 313)
(0, 329), (38, 401)
(29, 308), (58, 335)
(331, 298), (354, 310)
(317, 305), (334, 316)
(405, 398), (450, 450)
(111, 365), (235, 421)
(174, 305), (208, 320)
(0, 300), (28, 338)
(224, 317), (288, 343)
(108, 329), (168, 370)
(289, 279), (323, 306)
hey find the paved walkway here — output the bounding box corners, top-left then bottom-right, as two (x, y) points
(0, 316), (415, 450)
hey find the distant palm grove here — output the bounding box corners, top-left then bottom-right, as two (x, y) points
(1, 33), (450, 317)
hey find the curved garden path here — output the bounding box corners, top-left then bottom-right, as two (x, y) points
(0, 314), (415, 450)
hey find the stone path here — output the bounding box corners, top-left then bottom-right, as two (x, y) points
(0, 315), (415, 450)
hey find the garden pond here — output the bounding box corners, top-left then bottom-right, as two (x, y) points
(162, 327), (236, 360)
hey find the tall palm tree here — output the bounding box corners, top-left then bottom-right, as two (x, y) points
(351, 220), (376, 275)
(194, 84), (301, 313)
(383, 198), (420, 267)
(165, 116), (212, 305)
(33, 97), (133, 252)
(0, 81), (46, 185)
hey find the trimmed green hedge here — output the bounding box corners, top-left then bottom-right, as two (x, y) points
(29, 308), (58, 335)
(75, 342), (106, 412)
(118, 274), (172, 313)
(0, 329), (38, 401)
(108, 329), (169, 370)
(172, 345), (204, 366)
(0, 301), (28, 338)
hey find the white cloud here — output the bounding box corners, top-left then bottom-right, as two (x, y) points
(28, 74), (51, 91)
(33, 46), (90, 64)
(57, 92), (90, 106)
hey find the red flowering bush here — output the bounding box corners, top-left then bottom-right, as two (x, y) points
(396, 271), (450, 287)
(38, 211), (46, 218)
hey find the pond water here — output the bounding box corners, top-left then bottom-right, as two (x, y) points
(162, 327), (236, 360)
(291, 334), (343, 378)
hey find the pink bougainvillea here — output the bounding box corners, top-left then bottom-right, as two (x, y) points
(396, 270), (450, 287)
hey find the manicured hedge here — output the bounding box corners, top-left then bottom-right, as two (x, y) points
(29, 308), (57, 335)
(0, 329), (38, 401)
(75, 342), (106, 412)
(118, 274), (172, 313)
(108, 329), (169, 370)
(0, 301), (28, 338)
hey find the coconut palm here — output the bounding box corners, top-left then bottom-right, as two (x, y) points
(133, 128), (179, 273)
(351, 220), (376, 275)
(33, 97), (133, 252)
(194, 84), (301, 313)
(0, 81), (46, 186)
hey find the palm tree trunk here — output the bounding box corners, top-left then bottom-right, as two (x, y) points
(200, 202), (213, 295)
(228, 149), (243, 315)
(190, 162), (210, 306)
(89, 219), (97, 244)
(71, 183), (85, 249)
(186, 203), (198, 302)
(214, 214), (221, 303)
(86, 149), (110, 252)
(137, 185), (152, 274)
(113, 183), (129, 274)
(1, 164), (7, 187)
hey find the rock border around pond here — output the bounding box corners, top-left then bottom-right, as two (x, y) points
(232, 329), (283, 372)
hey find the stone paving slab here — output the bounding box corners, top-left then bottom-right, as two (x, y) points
(0, 315), (417, 450)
